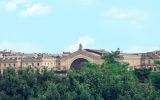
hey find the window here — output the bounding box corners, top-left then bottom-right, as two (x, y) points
(142, 60), (145, 64)
(37, 63), (40, 66)
(154, 68), (157, 71)
(148, 60), (151, 64)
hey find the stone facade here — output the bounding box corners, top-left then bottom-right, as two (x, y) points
(0, 50), (57, 73)
(0, 45), (160, 73)
(0, 46), (105, 73)
(119, 52), (159, 71)
(60, 48), (105, 70)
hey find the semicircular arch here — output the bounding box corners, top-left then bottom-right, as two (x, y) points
(68, 54), (94, 69)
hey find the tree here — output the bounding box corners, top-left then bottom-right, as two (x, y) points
(0, 53), (159, 100)
(134, 68), (151, 83)
(102, 48), (120, 63)
(150, 72), (160, 89)
(154, 60), (160, 66)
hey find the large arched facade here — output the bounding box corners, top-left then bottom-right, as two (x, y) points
(60, 49), (104, 70)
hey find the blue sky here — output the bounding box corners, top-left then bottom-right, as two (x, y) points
(0, 0), (160, 53)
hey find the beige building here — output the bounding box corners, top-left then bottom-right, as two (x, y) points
(120, 52), (158, 71)
(0, 45), (160, 73)
(0, 50), (57, 73)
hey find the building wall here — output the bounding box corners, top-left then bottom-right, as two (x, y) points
(0, 49), (159, 73)
(119, 54), (156, 70)
(60, 50), (104, 71)
(21, 58), (57, 70)
(121, 55), (141, 66)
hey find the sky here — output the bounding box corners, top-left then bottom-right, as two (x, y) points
(0, 0), (160, 53)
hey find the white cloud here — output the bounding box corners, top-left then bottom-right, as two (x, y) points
(66, 36), (94, 52)
(1, 0), (51, 16)
(123, 45), (159, 53)
(101, 6), (148, 26)
(1, 0), (28, 11)
(20, 3), (51, 16)
(0, 41), (42, 53)
(2, 2), (17, 11)
(103, 7), (137, 20)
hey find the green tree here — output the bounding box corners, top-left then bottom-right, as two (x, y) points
(102, 48), (120, 63)
(134, 68), (151, 83)
(0, 51), (159, 100)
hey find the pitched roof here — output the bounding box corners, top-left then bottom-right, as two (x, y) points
(84, 49), (108, 55)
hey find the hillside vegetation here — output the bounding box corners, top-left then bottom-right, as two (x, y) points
(0, 50), (160, 100)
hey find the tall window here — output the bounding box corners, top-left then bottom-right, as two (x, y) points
(37, 63), (40, 66)
(148, 60), (151, 64)
(141, 60), (145, 65)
